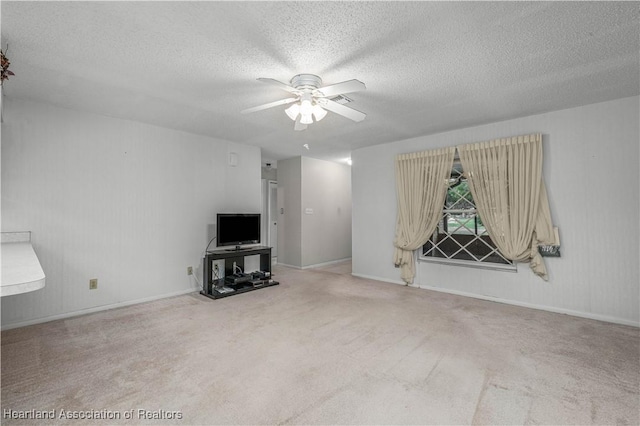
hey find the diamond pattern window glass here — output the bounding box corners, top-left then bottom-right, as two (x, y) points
(421, 164), (514, 268)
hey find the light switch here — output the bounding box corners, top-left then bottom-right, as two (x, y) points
(228, 152), (238, 167)
(305, 208), (313, 214)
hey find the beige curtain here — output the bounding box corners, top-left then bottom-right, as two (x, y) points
(457, 134), (556, 280)
(393, 147), (456, 284)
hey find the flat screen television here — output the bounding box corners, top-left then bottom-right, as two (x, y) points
(216, 213), (261, 249)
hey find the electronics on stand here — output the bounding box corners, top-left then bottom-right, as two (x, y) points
(216, 213), (261, 249)
(202, 225), (278, 299)
(225, 273), (251, 285)
(224, 271), (270, 286)
(248, 271), (271, 287)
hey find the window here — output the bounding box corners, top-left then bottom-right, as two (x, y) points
(421, 163), (515, 270)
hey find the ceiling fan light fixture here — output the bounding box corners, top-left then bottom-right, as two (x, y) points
(285, 103), (300, 121)
(299, 93), (314, 124)
(312, 104), (327, 121)
(300, 113), (313, 124)
(299, 96), (313, 115)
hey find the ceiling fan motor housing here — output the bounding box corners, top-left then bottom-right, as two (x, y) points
(291, 74), (322, 91)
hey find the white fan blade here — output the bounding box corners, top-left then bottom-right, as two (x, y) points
(241, 97), (297, 114)
(294, 117), (308, 131)
(320, 99), (366, 122)
(257, 78), (299, 93)
(315, 79), (366, 97)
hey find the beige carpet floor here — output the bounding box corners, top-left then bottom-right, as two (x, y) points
(1, 262), (638, 425)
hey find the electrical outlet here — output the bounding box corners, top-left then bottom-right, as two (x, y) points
(187, 266), (193, 275)
(89, 279), (98, 290)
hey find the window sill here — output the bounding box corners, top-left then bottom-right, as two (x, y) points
(419, 256), (517, 272)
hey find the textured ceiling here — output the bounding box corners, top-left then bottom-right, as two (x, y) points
(2, 1), (639, 164)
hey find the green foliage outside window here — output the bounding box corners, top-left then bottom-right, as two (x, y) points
(423, 169), (511, 266)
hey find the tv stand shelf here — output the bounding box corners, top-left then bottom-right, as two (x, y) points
(201, 246), (278, 299)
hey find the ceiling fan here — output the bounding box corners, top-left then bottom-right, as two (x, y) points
(241, 74), (366, 131)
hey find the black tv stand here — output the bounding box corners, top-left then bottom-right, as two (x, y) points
(201, 246), (278, 299)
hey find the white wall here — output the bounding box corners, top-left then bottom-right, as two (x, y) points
(277, 156), (352, 268)
(301, 157), (351, 267)
(1, 98), (261, 328)
(352, 96), (639, 326)
(276, 157), (302, 267)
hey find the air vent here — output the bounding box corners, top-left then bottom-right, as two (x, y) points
(330, 94), (353, 104)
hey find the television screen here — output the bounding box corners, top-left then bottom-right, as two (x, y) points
(216, 213), (261, 248)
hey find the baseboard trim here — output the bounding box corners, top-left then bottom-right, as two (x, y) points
(6, 275), (636, 330)
(352, 273), (639, 328)
(277, 258), (352, 271)
(351, 272), (406, 286)
(1, 286), (200, 331)
(302, 257), (352, 270)
(416, 284), (639, 327)
(275, 263), (302, 270)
